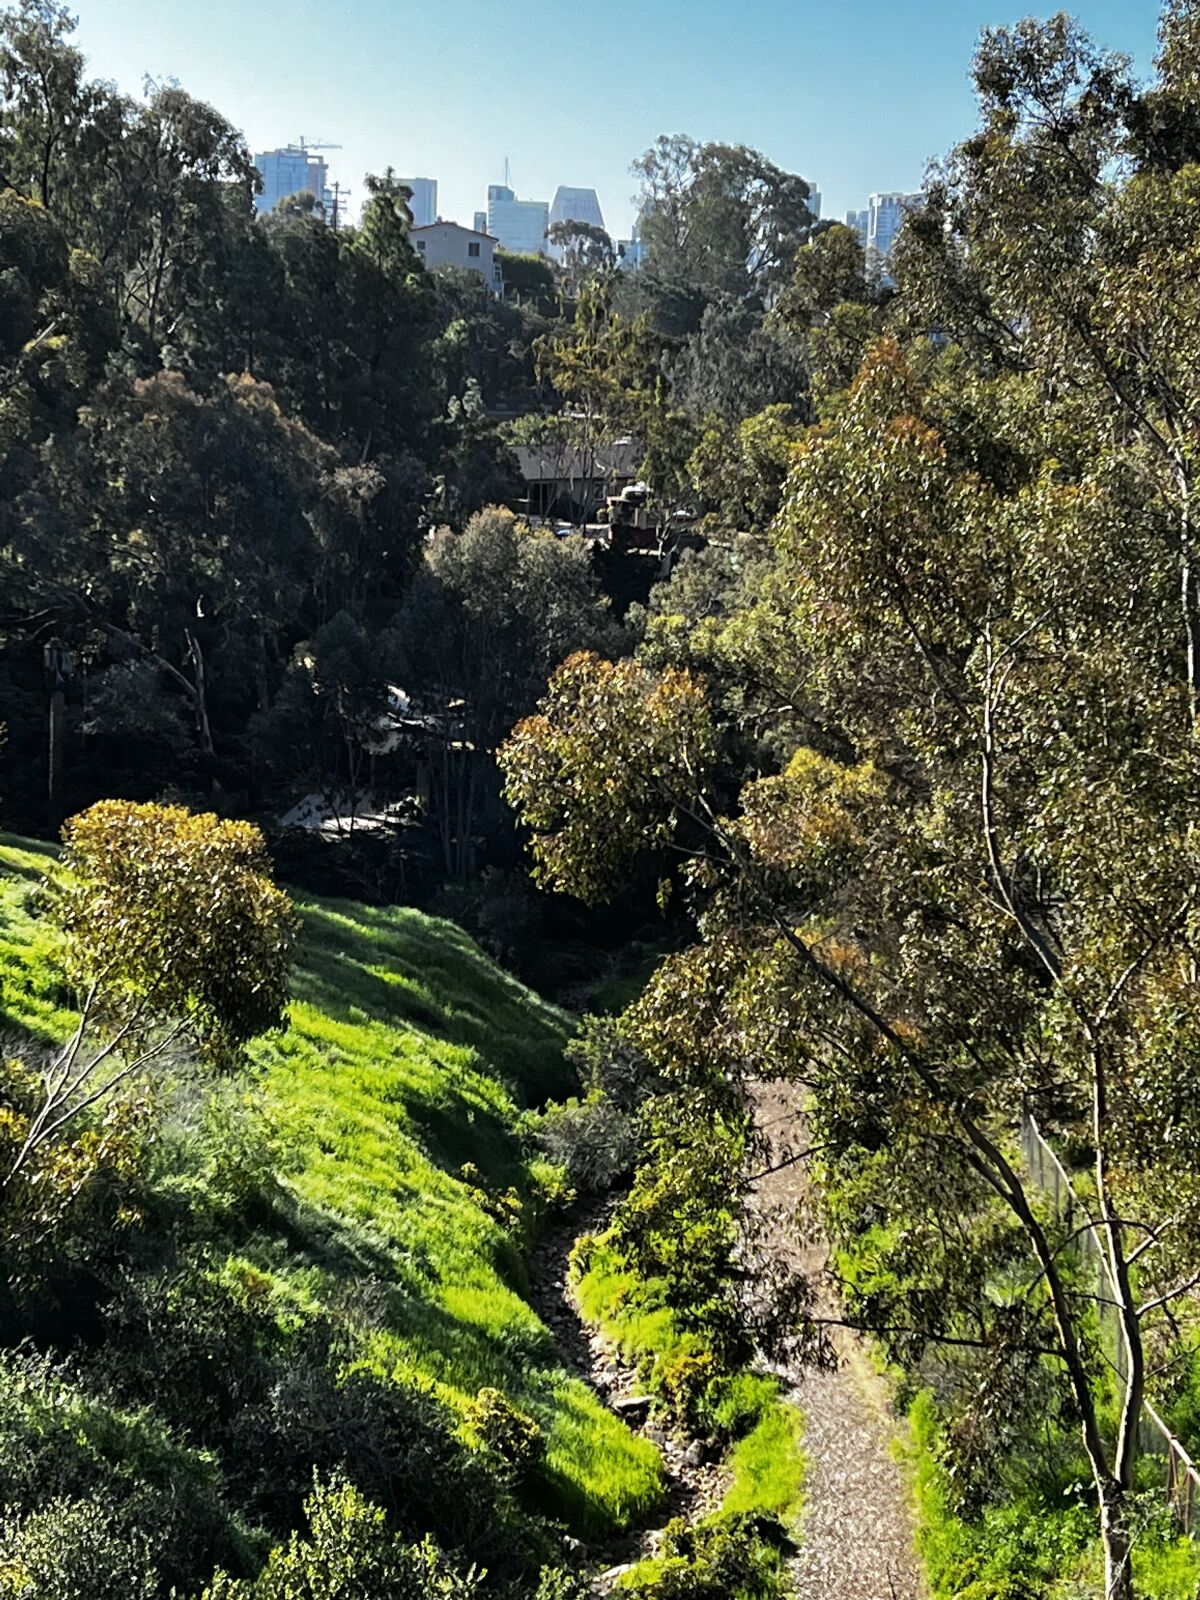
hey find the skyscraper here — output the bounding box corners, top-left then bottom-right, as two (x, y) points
(866, 192), (921, 258)
(486, 184), (549, 256)
(254, 146), (331, 216)
(806, 186), (822, 220)
(546, 186), (605, 259)
(397, 177), (438, 228)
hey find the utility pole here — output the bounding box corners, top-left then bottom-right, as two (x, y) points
(328, 180), (352, 230)
(44, 638), (76, 817)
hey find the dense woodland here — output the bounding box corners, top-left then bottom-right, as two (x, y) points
(3, 1), (1200, 1597)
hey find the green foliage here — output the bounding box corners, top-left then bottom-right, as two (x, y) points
(54, 801), (297, 1062)
(617, 1513), (790, 1600)
(0, 1346), (246, 1594)
(687, 404), (802, 534)
(630, 135), (815, 331)
(201, 1477), (481, 1600)
(464, 1388), (547, 1480)
(721, 1402), (804, 1524)
(532, 1091), (639, 1194)
(395, 505), (622, 881)
(499, 653), (716, 904)
(0, 837), (666, 1595)
(0, 1495), (159, 1600)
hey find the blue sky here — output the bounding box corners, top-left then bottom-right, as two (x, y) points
(71, 0), (1162, 237)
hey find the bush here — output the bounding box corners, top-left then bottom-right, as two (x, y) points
(619, 1513), (790, 1600)
(0, 1495), (159, 1600)
(656, 1345), (722, 1432)
(0, 1348), (245, 1593)
(464, 1387), (547, 1481)
(565, 1014), (660, 1111)
(201, 1476), (482, 1600)
(534, 1092), (638, 1193)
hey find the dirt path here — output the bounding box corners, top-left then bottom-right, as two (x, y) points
(526, 1080), (925, 1596)
(750, 1082), (926, 1600)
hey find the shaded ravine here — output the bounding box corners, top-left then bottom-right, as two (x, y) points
(749, 1081), (926, 1600)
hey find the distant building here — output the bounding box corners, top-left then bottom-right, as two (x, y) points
(411, 221), (503, 295)
(845, 207), (869, 242)
(618, 214), (647, 272)
(397, 177), (438, 228)
(546, 186), (605, 259)
(473, 210), (488, 234)
(866, 192), (921, 258)
(807, 185), (822, 219)
(514, 437), (640, 521)
(487, 184), (549, 255)
(254, 146), (332, 216)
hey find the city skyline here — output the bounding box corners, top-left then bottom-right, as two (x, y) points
(69, 0), (1160, 238)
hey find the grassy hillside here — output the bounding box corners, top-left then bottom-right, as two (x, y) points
(0, 834), (663, 1578)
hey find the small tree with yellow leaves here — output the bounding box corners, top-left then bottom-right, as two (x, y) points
(0, 801), (296, 1238)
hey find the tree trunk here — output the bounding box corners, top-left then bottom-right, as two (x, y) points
(1099, 1478), (1135, 1600)
(47, 684), (65, 811)
(1177, 494), (1200, 729)
(185, 633), (214, 755)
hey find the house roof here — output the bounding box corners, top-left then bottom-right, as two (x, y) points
(515, 438), (641, 483)
(410, 220), (497, 243)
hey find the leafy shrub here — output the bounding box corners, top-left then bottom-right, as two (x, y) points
(529, 1568), (592, 1600)
(907, 1390), (1093, 1599)
(464, 1387), (547, 1480)
(0, 1041), (150, 1290)
(656, 1344), (721, 1431)
(0, 1495), (159, 1599)
(0, 1348), (244, 1593)
(234, 1361), (541, 1574)
(565, 1014), (660, 1111)
(619, 1513), (789, 1600)
(201, 1476), (481, 1600)
(534, 1091), (638, 1193)
(707, 1374), (779, 1439)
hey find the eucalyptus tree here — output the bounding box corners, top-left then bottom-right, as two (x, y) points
(501, 11), (1200, 1595)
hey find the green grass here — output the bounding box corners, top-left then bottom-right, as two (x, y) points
(722, 1400), (805, 1525)
(0, 837), (664, 1540)
(574, 1229), (805, 1583)
(904, 1388), (1200, 1599)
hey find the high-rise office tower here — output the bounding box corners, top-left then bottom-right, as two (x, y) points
(486, 184), (549, 255)
(845, 208), (869, 242)
(254, 146), (331, 216)
(866, 192), (921, 257)
(397, 177), (438, 228)
(546, 186), (605, 259)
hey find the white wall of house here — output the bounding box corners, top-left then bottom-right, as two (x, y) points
(411, 222), (503, 295)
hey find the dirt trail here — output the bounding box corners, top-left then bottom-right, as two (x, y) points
(526, 1079), (925, 1595)
(750, 1081), (926, 1600)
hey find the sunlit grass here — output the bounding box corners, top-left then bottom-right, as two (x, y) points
(0, 838), (664, 1538)
(722, 1400), (805, 1524)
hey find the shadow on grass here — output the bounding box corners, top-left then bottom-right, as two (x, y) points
(294, 898), (569, 1104)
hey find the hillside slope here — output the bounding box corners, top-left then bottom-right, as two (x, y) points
(0, 835), (662, 1593)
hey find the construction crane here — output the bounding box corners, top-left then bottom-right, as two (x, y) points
(295, 135), (342, 153)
